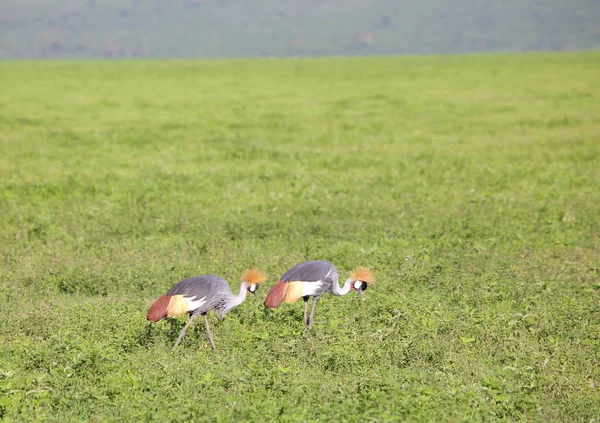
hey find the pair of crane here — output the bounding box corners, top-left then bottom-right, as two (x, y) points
(146, 260), (376, 350)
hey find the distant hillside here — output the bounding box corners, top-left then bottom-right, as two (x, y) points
(1, 0), (599, 59)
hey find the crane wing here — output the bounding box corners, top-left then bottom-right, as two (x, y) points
(280, 260), (336, 283)
(166, 275), (227, 315)
(166, 275), (226, 299)
(147, 275), (227, 321)
(264, 261), (338, 308)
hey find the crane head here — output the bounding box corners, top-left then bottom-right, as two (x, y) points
(242, 268), (268, 296)
(350, 267), (376, 294)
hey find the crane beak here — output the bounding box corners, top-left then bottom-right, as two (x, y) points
(249, 284), (258, 295)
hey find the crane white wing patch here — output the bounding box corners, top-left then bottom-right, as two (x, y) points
(186, 295), (207, 311)
(301, 281), (324, 297)
(167, 294), (207, 318)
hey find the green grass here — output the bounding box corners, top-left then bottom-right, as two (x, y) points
(1, 52), (599, 422)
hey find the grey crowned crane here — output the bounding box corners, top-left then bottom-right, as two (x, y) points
(147, 269), (267, 350)
(264, 260), (375, 327)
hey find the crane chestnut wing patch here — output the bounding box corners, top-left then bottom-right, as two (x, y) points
(147, 294), (207, 321)
(166, 295), (190, 318)
(147, 295), (170, 321)
(264, 281), (303, 307)
(264, 281), (324, 307)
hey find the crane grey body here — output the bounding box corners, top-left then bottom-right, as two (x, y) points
(280, 260), (340, 295)
(147, 270), (265, 350)
(284, 260), (339, 327)
(166, 275), (247, 319)
(168, 275), (250, 350)
(266, 260), (364, 327)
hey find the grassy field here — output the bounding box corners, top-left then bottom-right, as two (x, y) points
(0, 52), (599, 422)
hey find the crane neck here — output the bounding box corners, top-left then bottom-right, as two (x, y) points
(331, 278), (353, 296)
(232, 281), (248, 305)
(219, 282), (248, 318)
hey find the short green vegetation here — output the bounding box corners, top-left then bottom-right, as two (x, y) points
(1, 52), (599, 422)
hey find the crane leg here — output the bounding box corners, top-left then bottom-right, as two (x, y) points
(204, 314), (216, 350)
(308, 297), (319, 328)
(172, 313), (198, 350)
(303, 296), (309, 326)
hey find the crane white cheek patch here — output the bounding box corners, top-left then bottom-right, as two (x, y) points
(249, 284), (257, 292)
(353, 281), (362, 290)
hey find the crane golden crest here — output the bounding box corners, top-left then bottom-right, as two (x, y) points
(351, 267), (376, 284)
(242, 268), (268, 284)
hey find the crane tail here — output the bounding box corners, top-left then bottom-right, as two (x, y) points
(147, 295), (170, 322)
(264, 281), (303, 308)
